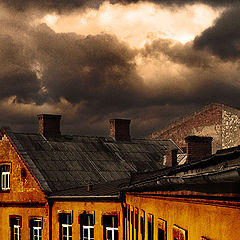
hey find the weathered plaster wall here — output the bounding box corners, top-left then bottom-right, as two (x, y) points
(0, 135), (46, 202)
(126, 193), (240, 240)
(0, 134), (49, 240)
(0, 206), (49, 240)
(222, 106), (240, 149)
(52, 201), (123, 240)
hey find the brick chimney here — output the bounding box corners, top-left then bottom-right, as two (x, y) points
(185, 136), (213, 163)
(37, 114), (61, 137)
(164, 149), (178, 167)
(109, 119), (131, 141)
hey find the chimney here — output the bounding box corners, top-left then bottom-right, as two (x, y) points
(164, 149), (178, 167)
(109, 119), (131, 141)
(37, 114), (61, 137)
(185, 135), (213, 163)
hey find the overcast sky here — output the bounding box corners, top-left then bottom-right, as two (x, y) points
(0, 0), (239, 137)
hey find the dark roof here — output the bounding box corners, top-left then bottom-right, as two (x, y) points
(125, 145), (240, 194)
(2, 129), (179, 194)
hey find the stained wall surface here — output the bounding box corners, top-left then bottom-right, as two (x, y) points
(0, 134), (48, 240)
(126, 193), (240, 240)
(51, 201), (123, 240)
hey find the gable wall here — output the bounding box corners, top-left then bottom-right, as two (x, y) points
(0, 134), (49, 240)
(151, 104), (223, 153)
(0, 135), (46, 203)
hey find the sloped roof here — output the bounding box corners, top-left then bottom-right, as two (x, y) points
(3, 130), (179, 194)
(124, 145), (240, 194)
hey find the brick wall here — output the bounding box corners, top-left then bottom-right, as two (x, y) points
(151, 103), (223, 153)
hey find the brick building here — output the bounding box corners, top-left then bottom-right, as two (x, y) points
(151, 103), (240, 153)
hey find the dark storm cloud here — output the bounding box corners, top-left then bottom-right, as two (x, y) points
(194, 6), (240, 60)
(0, 0), (239, 11)
(141, 38), (214, 68)
(31, 24), (143, 111)
(1, 6), (240, 137)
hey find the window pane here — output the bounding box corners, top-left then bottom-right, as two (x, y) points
(69, 226), (72, 236)
(90, 228), (94, 238)
(84, 228), (88, 237)
(158, 228), (164, 240)
(63, 226), (67, 236)
(114, 230), (118, 240)
(107, 230), (112, 240)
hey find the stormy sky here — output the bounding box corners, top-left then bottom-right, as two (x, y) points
(0, 0), (239, 137)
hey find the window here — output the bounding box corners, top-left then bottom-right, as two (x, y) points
(131, 208), (134, 240)
(102, 215), (119, 240)
(135, 208), (139, 240)
(157, 218), (166, 240)
(1, 165), (10, 191)
(79, 212), (94, 240)
(30, 218), (42, 240)
(59, 213), (72, 240)
(123, 205), (127, 240)
(147, 214), (153, 240)
(10, 216), (22, 240)
(173, 225), (187, 240)
(128, 206), (130, 240)
(140, 210), (145, 240)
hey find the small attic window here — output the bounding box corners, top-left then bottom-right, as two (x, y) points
(1, 165), (10, 191)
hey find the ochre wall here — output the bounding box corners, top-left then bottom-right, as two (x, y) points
(126, 193), (240, 240)
(0, 206), (49, 240)
(52, 201), (123, 240)
(0, 134), (49, 240)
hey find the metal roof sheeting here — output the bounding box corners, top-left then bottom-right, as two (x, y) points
(5, 131), (179, 194)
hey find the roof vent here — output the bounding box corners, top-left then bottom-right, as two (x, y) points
(185, 135), (213, 163)
(109, 119), (131, 141)
(37, 114), (61, 137)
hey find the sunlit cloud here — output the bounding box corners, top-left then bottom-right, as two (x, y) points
(40, 1), (221, 47)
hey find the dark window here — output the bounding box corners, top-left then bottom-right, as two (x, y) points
(79, 213), (94, 240)
(59, 213), (72, 240)
(147, 214), (153, 240)
(135, 210), (139, 240)
(30, 219), (42, 240)
(157, 218), (166, 240)
(123, 206), (127, 240)
(131, 209), (134, 240)
(158, 229), (164, 240)
(102, 215), (118, 240)
(10, 216), (21, 240)
(140, 213), (145, 240)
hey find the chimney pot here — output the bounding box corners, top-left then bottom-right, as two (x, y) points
(185, 135), (213, 163)
(109, 119), (131, 141)
(37, 114), (61, 137)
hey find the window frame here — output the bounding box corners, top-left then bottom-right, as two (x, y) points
(147, 214), (154, 240)
(29, 218), (42, 240)
(79, 211), (95, 240)
(0, 164), (11, 191)
(173, 225), (187, 240)
(157, 218), (167, 240)
(58, 212), (73, 240)
(102, 213), (119, 240)
(10, 216), (22, 240)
